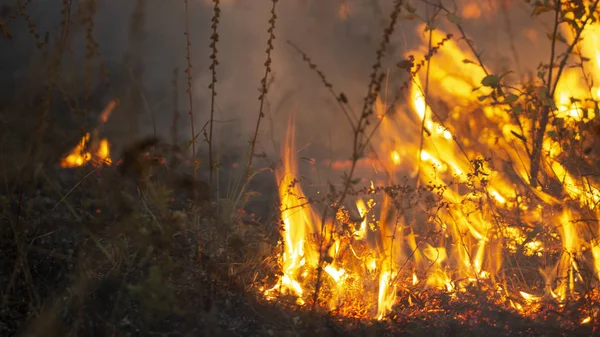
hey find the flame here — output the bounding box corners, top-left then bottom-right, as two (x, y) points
(520, 291), (541, 303)
(354, 199), (369, 240)
(60, 133), (112, 168)
(376, 267), (396, 320)
(264, 114), (322, 305)
(264, 17), (600, 323)
(60, 100), (116, 168)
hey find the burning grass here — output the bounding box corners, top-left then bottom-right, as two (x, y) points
(259, 115), (600, 325)
(3, 0), (600, 336)
(257, 2), (600, 332)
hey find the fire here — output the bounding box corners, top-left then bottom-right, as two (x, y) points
(264, 11), (600, 326)
(60, 133), (112, 168)
(376, 267), (396, 320)
(264, 114), (319, 305)
(60, 100), (116, 168)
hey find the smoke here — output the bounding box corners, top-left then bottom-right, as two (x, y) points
(0, 0), (554, 163)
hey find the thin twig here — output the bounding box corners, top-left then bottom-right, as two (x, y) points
(247, 0), (278, 182)
(207, 0), (221, 196)
(184, 0), (197, 179)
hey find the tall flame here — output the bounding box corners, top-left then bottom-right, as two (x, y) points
(264, 18), (600, 324)
(265, 113), (319, 304)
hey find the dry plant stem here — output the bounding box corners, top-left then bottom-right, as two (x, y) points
(124, 0), (146, 140)
(311, 0), (404, 311)
(573, 43), (596, 100)
(126, 66), (156, 138)
(286, 40), (357, 130)
(391, 7), (438, 291)
(59, 0), (72, 56)
(530, 0), (561, 188)
(16, 0), (44, 50)
(340, 0), (405, 211)
(549, 0), (600, 96)
(172, 68), (180, 146)
(359, 31), (454, 153)
(391, 205), (445, 286)
(361, 0), (404, 119)
(247, 0), (278, 181)
(311, 207), (329, 311)
(184, 0), (197, 180)
(530, 0), (600, 188)
(420, 0), (489, 76)
(15, 0), (57, 179)
(8, 193), (41, 310)
(208, 0), (220, 194)
(83, 0), (99, 99)
(415, 10), (438, 188)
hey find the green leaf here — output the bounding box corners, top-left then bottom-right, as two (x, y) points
(513, 106), (523, 114)
(537, 70), (546, 80)
(499, 70), (514, 80)
(481, 74), (500, 87)
(547, 32), (567, 43)
(504, 93), (518, 104)
(510, 131), (527, 143)
(547, 130), (558, 139)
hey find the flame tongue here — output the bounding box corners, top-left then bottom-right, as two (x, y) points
(265, 113), (319, 304)
(263, 20), (600, 324)
(266, 115), (401, 318)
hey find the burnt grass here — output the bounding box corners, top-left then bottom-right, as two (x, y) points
(0, 116), (598, 337)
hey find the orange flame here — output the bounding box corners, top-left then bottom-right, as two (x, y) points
(60, 133), (112, 168)
(264, 18), (600, 323)
(60, 100), (116, 168)
(264, 113), (319, 304)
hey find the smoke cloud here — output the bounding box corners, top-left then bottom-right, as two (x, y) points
(0, 0), (553, 164)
